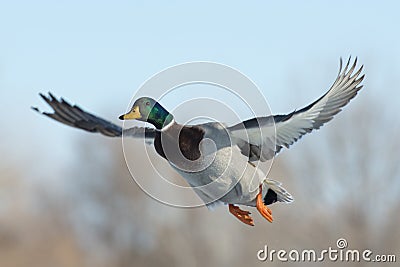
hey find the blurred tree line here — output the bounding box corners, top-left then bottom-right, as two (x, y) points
(0, 97), (399, 267)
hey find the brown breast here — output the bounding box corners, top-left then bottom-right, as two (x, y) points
(154, 124), (205, 162)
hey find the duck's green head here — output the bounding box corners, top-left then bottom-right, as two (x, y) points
(119, 97), (173, 129)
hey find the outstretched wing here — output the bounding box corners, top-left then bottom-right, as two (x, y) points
(33, 92), (156, 140)
(229, 57), (365, 161)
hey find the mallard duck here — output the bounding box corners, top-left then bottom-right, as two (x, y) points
(33, 58), (364, 226)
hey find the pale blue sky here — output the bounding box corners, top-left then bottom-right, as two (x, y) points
(0, 1), (399, 181)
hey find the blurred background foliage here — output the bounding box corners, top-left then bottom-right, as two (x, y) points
(1, 94), (399, 267)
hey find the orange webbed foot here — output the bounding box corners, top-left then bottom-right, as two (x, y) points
(229, 204), (254, 226)
(256, 185), (273, 223)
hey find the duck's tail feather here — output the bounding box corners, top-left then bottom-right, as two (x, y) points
(263, 179), (294, 205)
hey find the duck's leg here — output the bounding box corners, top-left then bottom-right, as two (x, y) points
(256, 185), (273, 223)
(229, 204), (254, 226)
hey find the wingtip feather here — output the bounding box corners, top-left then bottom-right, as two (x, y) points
(31, 106), (40, 113)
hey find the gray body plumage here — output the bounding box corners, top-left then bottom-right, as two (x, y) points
(164, 122), (289, 208)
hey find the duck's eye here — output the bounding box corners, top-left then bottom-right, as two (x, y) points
(145, 101), (150, 106)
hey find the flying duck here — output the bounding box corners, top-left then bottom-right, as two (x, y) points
(33, 58), (364, 226)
